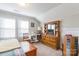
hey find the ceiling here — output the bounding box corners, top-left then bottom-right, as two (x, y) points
(0, 3), (79, 23)
(40, 3), (79, 23)
(0, 3), (62, 21)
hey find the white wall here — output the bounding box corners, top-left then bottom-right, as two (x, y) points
(29, 17), (41, 36)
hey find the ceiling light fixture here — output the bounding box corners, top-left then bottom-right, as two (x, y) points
(18, 3), (26, 6)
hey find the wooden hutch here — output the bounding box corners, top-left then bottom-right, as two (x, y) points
(63, 35), (78, 56)
(41, 20), (61, 49)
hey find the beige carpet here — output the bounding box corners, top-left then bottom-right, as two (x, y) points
(33, 42), (62, 56)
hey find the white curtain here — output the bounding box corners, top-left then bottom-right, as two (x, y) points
(17, 20), (29, 39)
(0, 18), (29, 40)
(0, 18), (16, 39)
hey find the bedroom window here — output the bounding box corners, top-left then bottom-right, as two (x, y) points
(0, 18), (16, 39)
(18, 20), (29, 37)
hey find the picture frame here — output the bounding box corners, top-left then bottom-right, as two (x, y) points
(31, 22), (35, 27)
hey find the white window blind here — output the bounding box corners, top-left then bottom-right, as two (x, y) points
(18, 20), (29, 37)
(0, 18), (16, 39)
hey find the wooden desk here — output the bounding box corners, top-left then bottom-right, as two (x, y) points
(20, 41), (37, 56)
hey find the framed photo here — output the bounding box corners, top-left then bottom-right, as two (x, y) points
(31, 22), (35, 27)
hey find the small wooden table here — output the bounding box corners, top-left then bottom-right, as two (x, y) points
(20, 41), (37, 56)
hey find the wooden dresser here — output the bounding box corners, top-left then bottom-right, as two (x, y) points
(41, 20), (61, 49)
(41, 34), (59, 49)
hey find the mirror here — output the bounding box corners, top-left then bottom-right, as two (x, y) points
(47, 24), (55, 35)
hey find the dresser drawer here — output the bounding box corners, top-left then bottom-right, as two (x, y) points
(49, 39), (56, 42)
(41, 35), (59, 49)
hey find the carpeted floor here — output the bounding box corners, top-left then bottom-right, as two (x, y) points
(33, 42), (62, 56)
